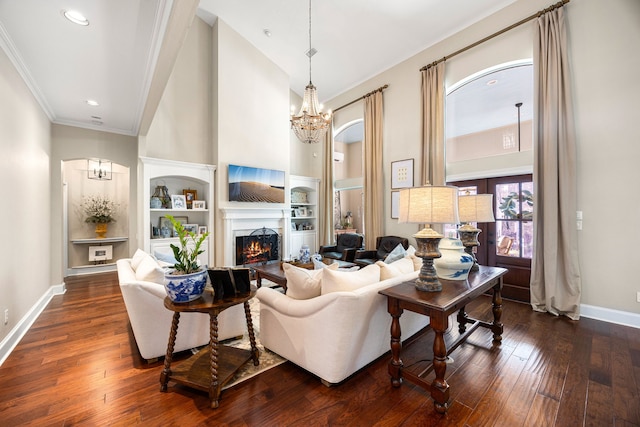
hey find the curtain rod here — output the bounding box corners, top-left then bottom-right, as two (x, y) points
(420, 0), (570, 71)
(333, 84), (389, 113)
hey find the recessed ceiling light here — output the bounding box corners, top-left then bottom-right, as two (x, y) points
(486, 79), (498, 86)
(86, 99), (99, 107)
(62, 10), (89, 26)
(263, 29), (272, 37)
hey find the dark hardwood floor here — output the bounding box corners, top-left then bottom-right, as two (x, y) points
(0, 272), (638, 426)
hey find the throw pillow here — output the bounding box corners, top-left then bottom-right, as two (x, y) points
(321, 264), (381, 295)
(135, 253), (165, 284)
(376, 258), (415, 280)
(130, 248), (149, 271)
(283, 262), (339, 300)
(384, 243), (407, 264)
(154, 250), (178, 265)
(406, 245), (416, 256)
(312, 257), (337, 270)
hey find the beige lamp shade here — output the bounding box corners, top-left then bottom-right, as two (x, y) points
(398, 185), (460, 225)
(458, 194), (495, 224)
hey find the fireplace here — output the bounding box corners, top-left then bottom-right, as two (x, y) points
(235, 227), (280, 266)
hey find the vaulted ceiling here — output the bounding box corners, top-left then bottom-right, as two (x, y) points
(0, 0), (523, 137)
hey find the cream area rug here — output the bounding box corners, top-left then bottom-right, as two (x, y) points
(221, 288), (286, 390)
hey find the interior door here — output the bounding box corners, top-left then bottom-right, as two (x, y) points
(448, 174), (533, 302)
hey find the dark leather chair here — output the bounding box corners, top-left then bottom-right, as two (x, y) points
(319, 233), (364, 262)
(354, 236), (409, 267)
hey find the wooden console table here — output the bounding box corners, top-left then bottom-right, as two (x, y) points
(379, 266), (507, 413)
(160, 286), (259, 409)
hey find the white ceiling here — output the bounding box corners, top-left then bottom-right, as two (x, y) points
(0, 0), (526, 137)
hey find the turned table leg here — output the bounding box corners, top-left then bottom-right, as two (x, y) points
(491, 281), (504, 343)
(209, 312), (220, 409)
(160, 312), (180, 391)
(430, 315), (450, 414)
(387, 299), (403, 387)
(244, 301), (260, 366)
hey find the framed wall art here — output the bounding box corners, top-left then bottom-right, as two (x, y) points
(391, 159), (414, 189)
(391, 191), (400, 219)
(228, 164), (285, 203)
(198, 225), (208, 235)
(182, 189), (197, 208)
(192, 200), (206, 210)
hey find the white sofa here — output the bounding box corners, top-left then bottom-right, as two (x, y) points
(256, 261), (429, 385)
(116, 255), (246, 361)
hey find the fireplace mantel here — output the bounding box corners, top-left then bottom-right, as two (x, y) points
(220, 207), (291, 266)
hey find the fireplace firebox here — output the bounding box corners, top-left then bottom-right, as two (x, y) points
(235, 227), (280, 266)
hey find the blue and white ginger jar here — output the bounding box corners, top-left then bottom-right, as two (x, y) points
(434, 237), (474, 280)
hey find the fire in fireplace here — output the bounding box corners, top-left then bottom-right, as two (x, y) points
(235, 227), (280, 265)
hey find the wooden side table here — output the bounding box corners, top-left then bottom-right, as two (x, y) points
(379, 266), (507, 413)
(160, 286), (259, 409)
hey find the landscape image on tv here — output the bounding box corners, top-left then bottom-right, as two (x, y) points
(228, 164), (285, 203)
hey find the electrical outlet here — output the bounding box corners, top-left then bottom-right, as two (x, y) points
(3, 309), (7, 325)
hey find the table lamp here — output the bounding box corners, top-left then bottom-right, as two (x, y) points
(457, 194), (495, 272)
(398, 185), (459, 292)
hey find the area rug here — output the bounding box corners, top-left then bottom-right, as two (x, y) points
(221, 289), (287, 390)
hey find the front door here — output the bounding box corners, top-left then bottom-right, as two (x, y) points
(448, 174), (533, 303)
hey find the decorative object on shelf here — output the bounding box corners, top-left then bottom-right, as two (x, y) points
(163, 215), (210, 303)
(192, 200), (206, 210)
(299, 244), (311, 264)
(343, 211), (353, 229)
(152, 184), (171, 209)
(198, 225), (208, 235)
(433, 237), (474, 280)
(182, 189), (197, 208)
(171, 194), (187, 209)
(88, 245), (113, 263)
(457, 193), (495, 272)
(291, 190), (308, 203)
(81, 194), (118, 238)
(290, 0), (331, 144)
(87, 158), (112, 180)
(159, 215), (188, 238)
(397, 185), (459, 292)
(150, 196), (162, 209)
(391, 159), (414, 189)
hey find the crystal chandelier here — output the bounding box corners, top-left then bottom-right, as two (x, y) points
(290, 0), (331, 144)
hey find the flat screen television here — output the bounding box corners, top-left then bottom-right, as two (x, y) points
(228, 164), (285, 203)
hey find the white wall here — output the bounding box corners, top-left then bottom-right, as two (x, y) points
(325, 0), (640, 317)
(0, 45), (52, 344)
(143, 17), (213, 164)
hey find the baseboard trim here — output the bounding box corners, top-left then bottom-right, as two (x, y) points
(0, 282), (66, 366)
(581, 304), (640, 329)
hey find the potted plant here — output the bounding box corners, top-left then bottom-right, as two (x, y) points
(81, 194), (118, 238)
(163, 214), (210, 302)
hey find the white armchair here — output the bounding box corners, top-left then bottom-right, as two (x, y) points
(257, 270), (429, 385)
(116, 257), (246, 361)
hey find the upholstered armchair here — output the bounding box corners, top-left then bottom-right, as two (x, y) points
(354, 236), (409, 267)
(319, 232), (363, 262)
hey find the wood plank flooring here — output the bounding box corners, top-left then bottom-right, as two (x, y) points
(0, 272), (638, 426)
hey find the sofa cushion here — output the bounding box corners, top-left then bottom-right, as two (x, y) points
(384, 243), (407, 263)
(408, 254), (422, 271)
(135, 253), (165, 284)
(283, 262), (339, 300)
(321, 264), (380, 294)
(131, 248), (149, 271)
(376, 258), (415, 280)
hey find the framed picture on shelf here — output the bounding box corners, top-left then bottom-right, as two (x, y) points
(183, 224), (198, 234)
(198, 225), (208, 235)
(391, 191), (400, 219)
(295, 207), (308, 217)
(171, 194), (187, 209)
(391, 159), (414, 189)
(192, 200), (206, 210)
(182, 189), (197, 208)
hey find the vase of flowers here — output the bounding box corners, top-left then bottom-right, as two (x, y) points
(81, 194), (118, 238)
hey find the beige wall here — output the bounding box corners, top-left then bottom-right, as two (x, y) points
(325, 0), (640, 316)
(212, 19), (291, 264)
(50, 125), (139, 278)
(143, 17), (213, 164)
(0, 45), (52, 343)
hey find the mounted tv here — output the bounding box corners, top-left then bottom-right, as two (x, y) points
(228, 164), (285, 203)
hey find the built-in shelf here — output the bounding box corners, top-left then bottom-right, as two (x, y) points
(71, 237), (129, 244)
